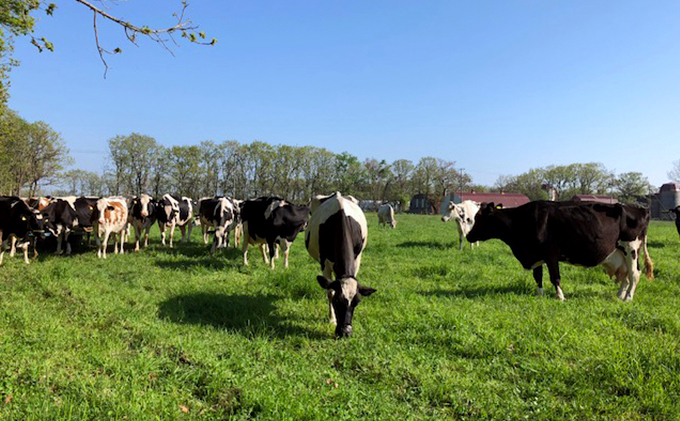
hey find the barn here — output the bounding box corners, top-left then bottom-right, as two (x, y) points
(440, 191), (530, 215)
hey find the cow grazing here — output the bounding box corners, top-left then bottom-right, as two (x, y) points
(670, 206), (680, 240)
(0, 196), (45, 265)
(377, 204), (397, 228)
(241, 196), (309, 269)
(198, 196), (236, 254)
(130, 194), (157, 251)
(441, 200), (480, 249)
(92, 196), (128, 259)
(305, 192), (376, 337)
(466, 201), (654, 301)
(156, 195), (194, 247)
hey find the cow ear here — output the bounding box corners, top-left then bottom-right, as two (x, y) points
(358, 284), (377, 297)
(485, 202), (496, 212)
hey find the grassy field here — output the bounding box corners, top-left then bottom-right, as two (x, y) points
(0, 214), (679, 420)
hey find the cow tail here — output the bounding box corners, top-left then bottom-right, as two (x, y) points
(642, 232), (654, 280)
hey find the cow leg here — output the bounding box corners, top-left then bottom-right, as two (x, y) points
(186, 223), (193, 244)
(134, 224), (141, 252)
(268, 240), (279, 269)
(101, 231), (111, 259)
(21, 241), (30, 264)
(202, 224), (209, 244)
(262, 243), (272, 266)
(144, 226), (150, 247)
(622, 240), (642, 302)
(323, 261), (336, 324)
(178, 225), (186, 244)
(119, 231), (125, 255)
(533, 266), (544, 296)
(9, 236), (16, 257)
(210, 230), (219, 255)
(159, 224), (167, 246)
(242, 223), (250, 265)
(168, 224), (176, 248)
(546, 260), (564, 301)
(280, 239), (291, 268)
(64, 230), (72, 255)
(114, 233), (119, 254)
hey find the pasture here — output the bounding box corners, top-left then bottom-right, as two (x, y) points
(0, 215), (679, 420)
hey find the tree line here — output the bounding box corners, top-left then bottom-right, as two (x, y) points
(0, 107), (673, 208)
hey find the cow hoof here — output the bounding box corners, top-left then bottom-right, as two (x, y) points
(536, 288), (544, 296)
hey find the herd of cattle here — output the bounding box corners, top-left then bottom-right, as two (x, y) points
(0, 192), (677, 337)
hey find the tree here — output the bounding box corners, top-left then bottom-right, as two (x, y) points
(107, 133), (158, 195)
(614, 172), (651, 204)
(669, 160), (680, 183)
(0, 1), (214, 103)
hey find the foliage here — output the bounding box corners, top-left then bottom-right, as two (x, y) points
(0, 108), (70, 195)
(614, 172), (652, 203)
(0, 216), (678, 420)
(668, 160), (680, 183)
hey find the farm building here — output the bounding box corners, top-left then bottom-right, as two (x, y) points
(650, 182), (680, 220)
(440, 191), (530, 215)
(409, 194), (437, 214)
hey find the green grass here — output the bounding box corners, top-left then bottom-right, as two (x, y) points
(0, 215), (679, 420)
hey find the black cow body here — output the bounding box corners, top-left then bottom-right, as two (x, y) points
(670, 206), (680, 240)
(467, 201), (653, 301)
(0, 196), (45, 265)
(130, 194), (157, 251)
(41, 198), (81, 254)
(241, 196), (309, 268)
(306, 192), (375, 337)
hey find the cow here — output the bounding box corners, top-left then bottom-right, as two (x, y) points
(305, 192), (376, 338)
(466, 201), (654, 301)
(441, 200), (480, 249)
(156, 195), (193, 247)
(92, 196), (128, 259)
(129, 194), (157, 251)
(670, 206), (680, 240)
(0, 196), (45, 265)
(241, 196), (309, 269)
(377, 204), (397, 228)
(197, 196), (236, 254)
(40, 197), (81, 255)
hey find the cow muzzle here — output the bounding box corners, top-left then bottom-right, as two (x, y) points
(141, 211), (148, 217)
(335, 325), (353, 338)
(441, 216), (450, 222)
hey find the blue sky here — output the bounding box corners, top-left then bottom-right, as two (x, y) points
(7, 0), (680, 187)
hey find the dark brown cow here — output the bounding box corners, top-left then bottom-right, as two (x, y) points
(467, 201), (653, 301)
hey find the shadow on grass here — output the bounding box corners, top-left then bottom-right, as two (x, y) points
(397, 240), (458, 250)
(420, 282), (605, 299)
(647, 241), (666, 249)
(158, 293), (325, 339)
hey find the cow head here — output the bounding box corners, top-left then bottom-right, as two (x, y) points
(11, 201), (45, 239)
(441, 202), (461, 223)
(317, 275), (376, 338)
(132, 194), (154, 219)
(466, 202), (504, 243)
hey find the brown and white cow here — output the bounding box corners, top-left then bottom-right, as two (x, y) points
(92, 196), (128, 259)
(377, 203), (397, 228)
(306, 192), (376, 337)
(441, 200), (480, 250)
(466, 201), (653, 301)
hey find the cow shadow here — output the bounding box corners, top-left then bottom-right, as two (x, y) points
(647, 241), (665, 249)
(158, 293), (324, 339)
(419, 282), (604, 299)
(154, 253), (242, 271)
(397, 240), (458, 250)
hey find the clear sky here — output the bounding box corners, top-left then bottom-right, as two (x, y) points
(7, 0), (680, 188)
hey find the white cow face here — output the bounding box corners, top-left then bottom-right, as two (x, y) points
(317, 276), (376, 338)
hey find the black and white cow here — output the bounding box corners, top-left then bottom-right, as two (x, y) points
(130, 194), (157, 251)
(40, 197), (81, 254)
(0, 196), (45, 265)
(156, 194), (193, 247)
(241, 196), (309, 268)
(306, 192), (376, 338)
(670, 206), (680, 240)
(198, 196), (236, 254)
(466, 201), (654, 301)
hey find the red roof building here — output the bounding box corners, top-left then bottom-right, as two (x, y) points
(440, 191), (530, 214)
